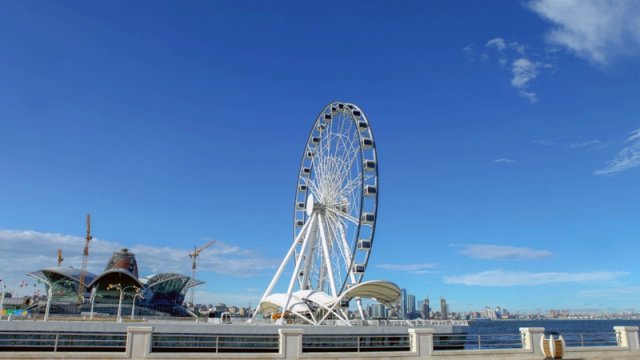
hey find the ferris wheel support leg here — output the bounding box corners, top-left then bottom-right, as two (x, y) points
(317, 214), (338, 297)
(317, 301), (351, 325)
(281, 214), (316, 316)
(300, 223), (317, 290)
(356, 297), (365, 320)
(251, 218), (312, 321)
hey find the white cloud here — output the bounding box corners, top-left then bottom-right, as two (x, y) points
(443, 269), (627, 286)
(511, 58), (539, 103)
(509, 41), (526, 54)
(494, 158), (517, 164)
(528, 0), (640, 65)
(534, 138), (606, 150)
(486, 37), (507, 51)
(579, 286), (640, 298)
(594, 128), (640, 175)
(460, 244), (553, 260)
(473, 36), (554, 102)
(377, 263), (437, 274)
(566, 139), (603, 149)
(0, 229), (277, 294)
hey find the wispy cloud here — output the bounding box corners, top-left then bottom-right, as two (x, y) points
(444, 269), (627, 286)
(566, 139), (603, 149)
(534, 138), (606, 150)
(528, 0), (640, 65)
(494, 158), (517, 164)
(377, 263), (437, 274)
(481, 37), (552, 102)
(460, 244), (553, 260)
(594, 128), (640, 175)
(486, 37), (507, 51)
(511, 58), (539, 103)
(508, 41), (526, 55)
(462, 45), (488, 62)
(579, 286), (640, 298)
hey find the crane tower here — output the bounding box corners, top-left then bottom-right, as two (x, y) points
(57, 248), (64, 267)
(188, 240), (215, 306)
(77, 214), (92, 301)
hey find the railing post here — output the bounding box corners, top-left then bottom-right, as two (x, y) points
(520, 327), (545, 356)
(614, 326), (639, 352)
(409, 328), (434, 357)
(126, 326), (153, 359)
(54, 333), (59, 352)
(278, 328), (304, 359)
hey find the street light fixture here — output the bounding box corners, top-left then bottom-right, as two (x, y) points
(89, 287), (103, 320)
(107, 283), (139, 323)
(131, 289), (144, 320)
(44, 279), (74, 322)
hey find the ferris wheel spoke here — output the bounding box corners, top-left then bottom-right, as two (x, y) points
(326, 211), (353, 271)
(317, 213), (339, 297)
(326, 207), (359, 225)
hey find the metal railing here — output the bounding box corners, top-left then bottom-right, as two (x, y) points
(343, 319), (469, 327)
(302, 334), (410, 352)
(0, 331), (127, 352)
(560, 332), (618, 347)
(151, 333), (279, 353)
(435, 333), (522, 350)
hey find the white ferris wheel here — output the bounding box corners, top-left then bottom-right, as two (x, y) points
(253, 102), (399, 325)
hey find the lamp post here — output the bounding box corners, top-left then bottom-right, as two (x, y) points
(0, 280), (5, 320)
(130, 289), (144, 320)
(107, 284), (139, 323)
(89, 287), (103, 320)
(44, 284), (53, 322)
(43, 279), (73, 322)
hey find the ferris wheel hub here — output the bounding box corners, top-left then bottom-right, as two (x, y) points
(306, 194), (314, 216)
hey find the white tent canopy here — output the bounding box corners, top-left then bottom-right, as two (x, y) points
(257, 280), (401, 324)
(339, 280), (402, 304)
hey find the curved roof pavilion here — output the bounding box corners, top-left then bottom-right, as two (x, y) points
(28, 267), (97, 288)
(27, 248), (204, 317)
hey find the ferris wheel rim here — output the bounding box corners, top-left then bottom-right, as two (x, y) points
(292, 101), (379, 296)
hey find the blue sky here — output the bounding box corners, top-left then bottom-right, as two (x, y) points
(1, 0), (639, 312)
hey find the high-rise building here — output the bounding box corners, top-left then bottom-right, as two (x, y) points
(440, 297), (448, 320)
(407, 294), (416, 317)
(372, 304), (386, 319)
(422, 297), (430, 319)
(400, 288), (407, 318)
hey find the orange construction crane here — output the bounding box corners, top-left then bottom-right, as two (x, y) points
(188, 240), (215, 305)
(77, 214), (92, 302)
(57, 248), (64, 267)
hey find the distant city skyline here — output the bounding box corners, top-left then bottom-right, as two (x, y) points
(1, 1), (639, 312)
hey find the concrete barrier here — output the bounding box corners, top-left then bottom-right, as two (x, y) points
(0, 324), (638, 359)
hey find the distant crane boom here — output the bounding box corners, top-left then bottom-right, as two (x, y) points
(77, 214), (92, 302)
(188, 240), (216, 306)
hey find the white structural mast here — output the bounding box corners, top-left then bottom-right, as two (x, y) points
(253, 102), (379, 324)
